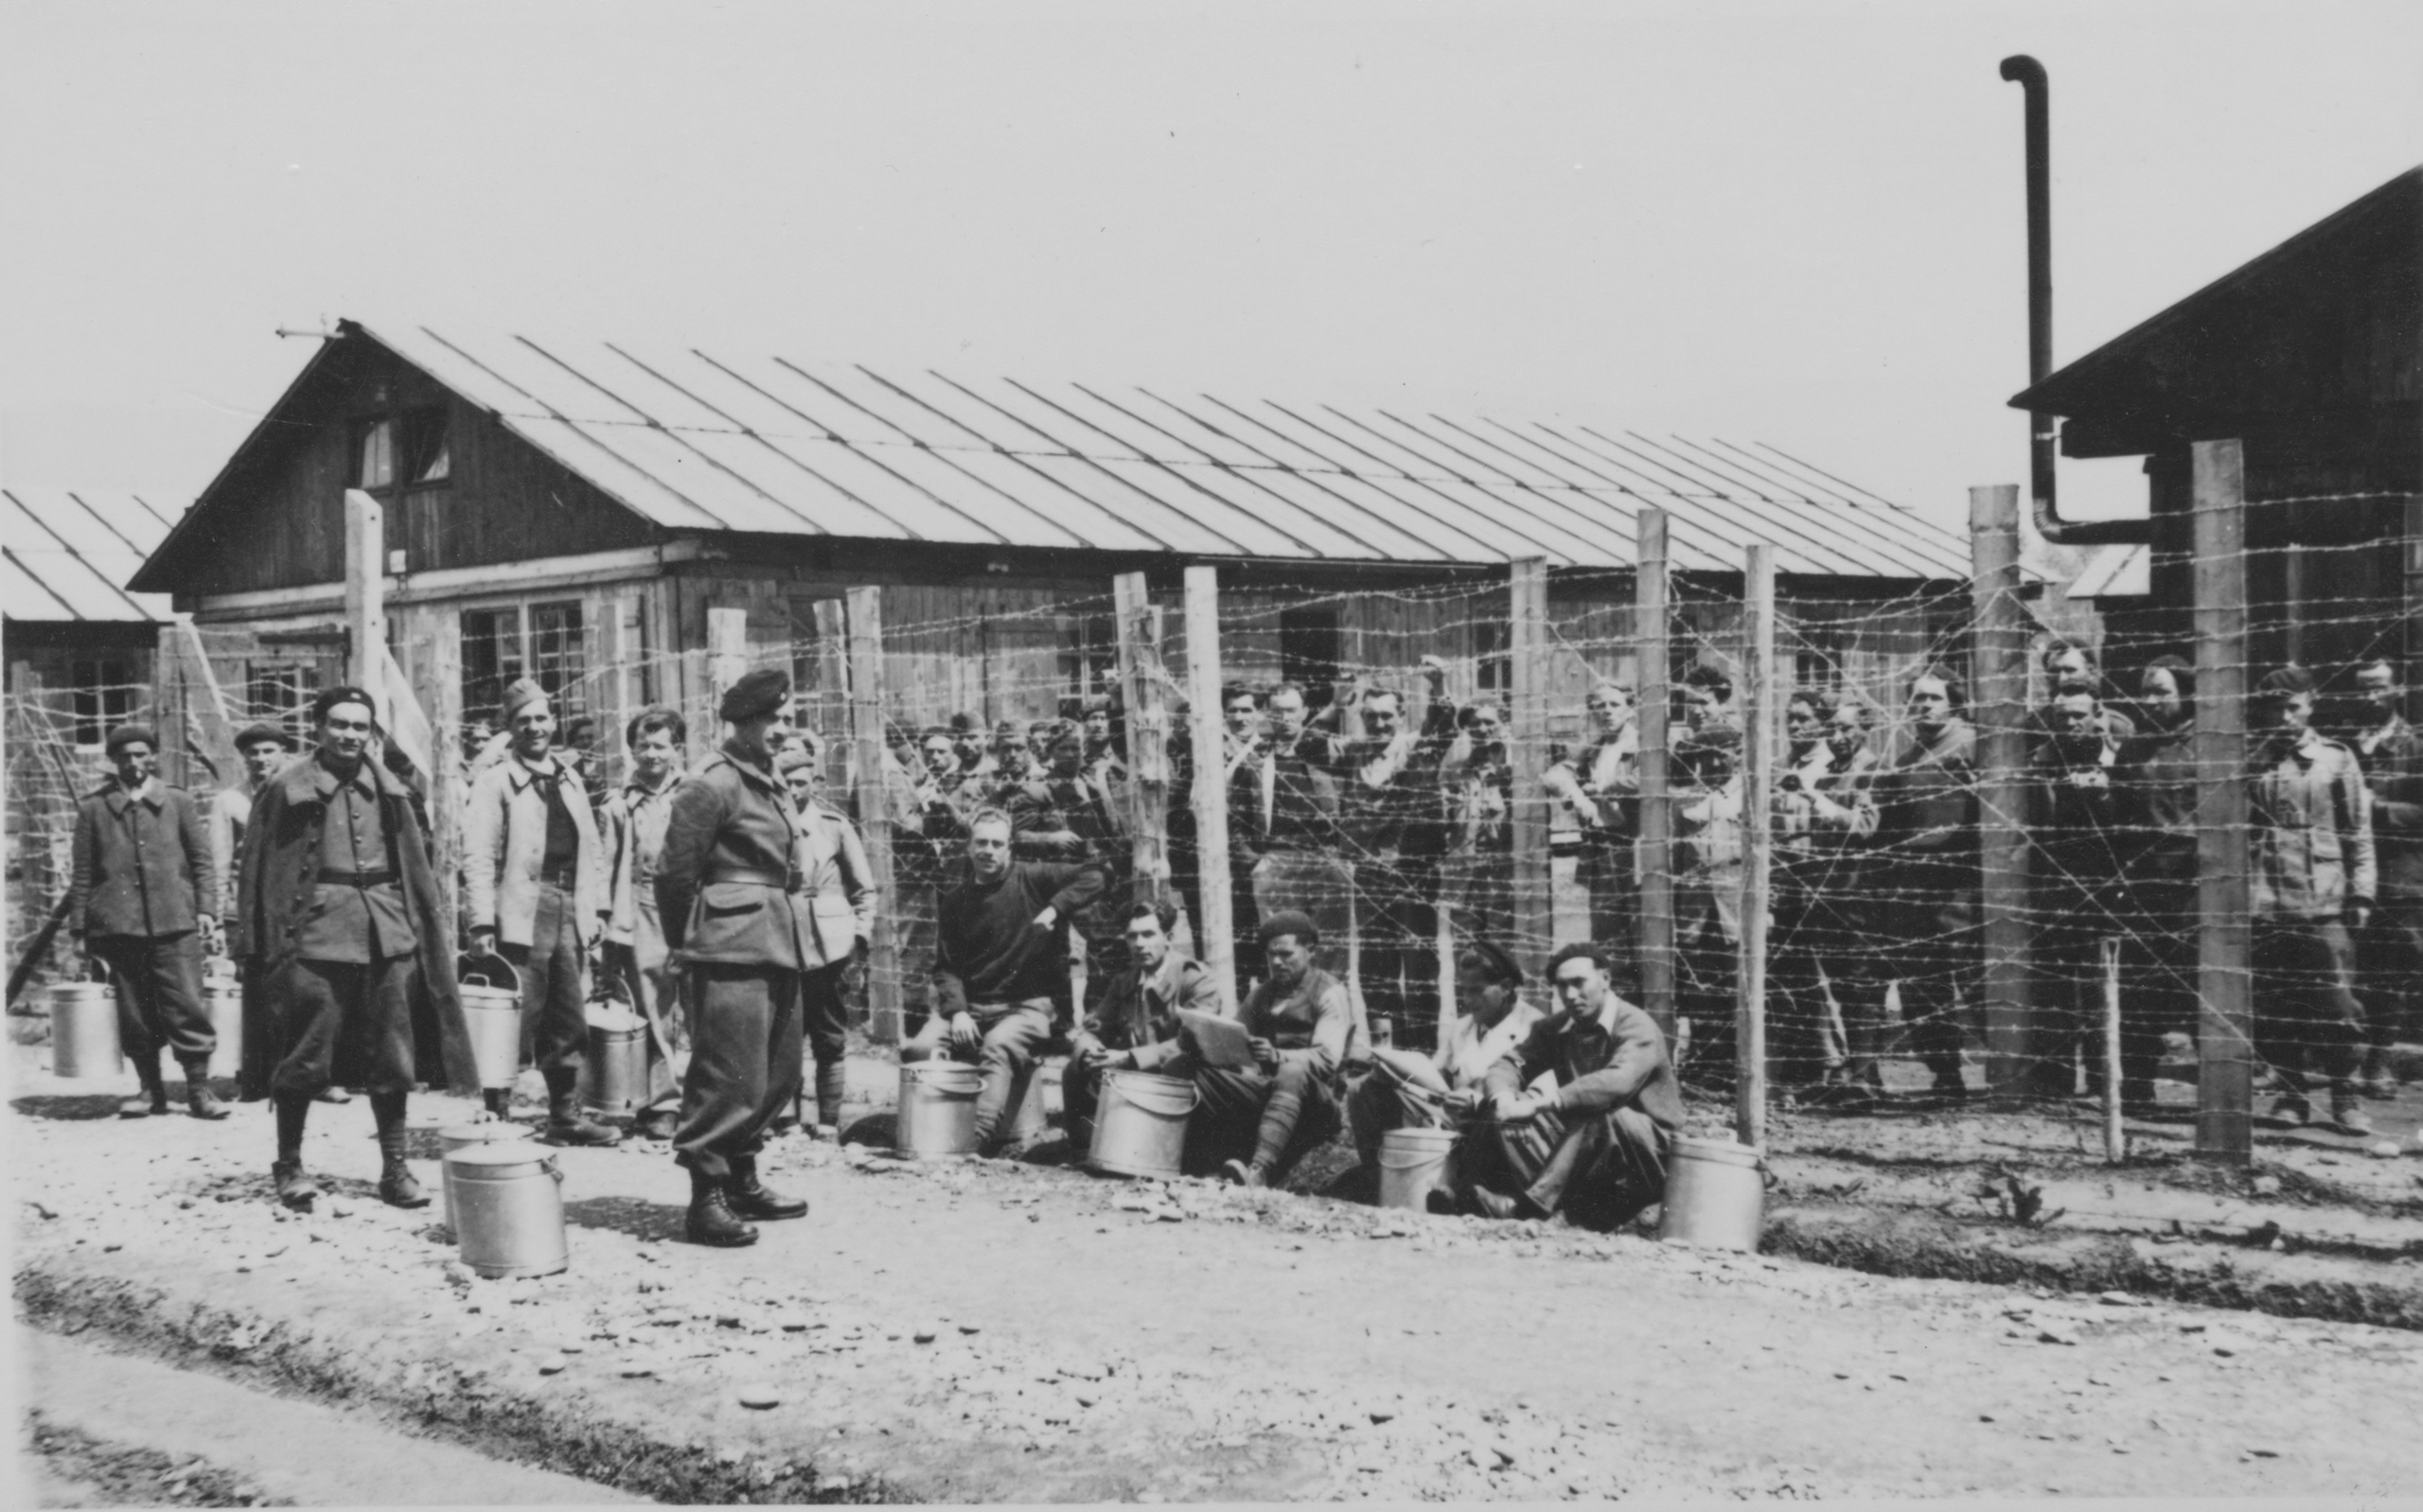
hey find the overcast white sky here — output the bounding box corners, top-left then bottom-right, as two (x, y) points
(4, 0), (2417, 542)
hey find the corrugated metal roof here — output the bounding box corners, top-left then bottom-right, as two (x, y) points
(3, 489), (183, 624)
(2066, 542), (2150, 601)
(321, 321), (1977, 581)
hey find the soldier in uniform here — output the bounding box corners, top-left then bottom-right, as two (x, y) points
(655, 669), (822, 1246)
(463, 677), (618, 1145)
(70, 722), (225, 1120)
(602, 705), (689, 1141)
(233, 687), (480, 1209)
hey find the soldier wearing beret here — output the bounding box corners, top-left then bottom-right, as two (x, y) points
(70, 722), (225, 1119)
(464, 677), (617, 1145)
(655, 668), (821, 1247)
(233, 687), (480, 1209)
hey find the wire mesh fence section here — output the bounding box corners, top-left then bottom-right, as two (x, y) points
(9, 477), (2417, 1147)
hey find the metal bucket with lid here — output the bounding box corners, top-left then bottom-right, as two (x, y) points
(204, 969), (244, 1081)
(456, 954), (523, 1091)
(1377, 1126), (1461, 1210)
(579, 1005), (649, 1114)
(47, 981), (120, 1079)
(896, 1060), (982, 1158)
(1656, 1134), (1765, 1252)
(434, 1121), (535, 1227)
(1086, 1070), (1196, 1180)
(444, 1141), (568, 1278)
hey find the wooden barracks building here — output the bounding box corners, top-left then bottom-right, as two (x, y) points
(130, 318), (1975, 800)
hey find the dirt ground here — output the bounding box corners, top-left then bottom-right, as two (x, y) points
(12, 1042), (2423, 1503)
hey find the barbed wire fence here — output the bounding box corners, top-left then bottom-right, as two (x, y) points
(11, 448), (2416, 1163)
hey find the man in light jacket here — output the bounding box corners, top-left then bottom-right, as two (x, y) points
(602, 705), (689, 1140)
(464, 677), (616, 1145)
(2249, 666), (2377, 1135)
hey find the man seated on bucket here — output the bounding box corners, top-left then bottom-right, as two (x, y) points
(1194, 909), (1369, 1188)
(1063, 898), (1222, 1152)
(912, 806), (1106, 1156)
(1347, 937), (1542, 1206)
(1464, 941), (1682, 1228)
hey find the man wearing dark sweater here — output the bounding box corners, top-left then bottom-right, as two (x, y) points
(1466, 941), (1680, 1228)
(910, 807), (1106, 1153)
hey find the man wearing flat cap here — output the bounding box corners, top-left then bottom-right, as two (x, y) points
(1347, 936), (1541, 1205)
(464, 677), (617, 1145)
(655, 667), (822, 1246)
(233, 687), (480, 1209)
(1192, 908), (1371, 1188)
(206, 723), (293, 915)
(70, 722), (225, 1119)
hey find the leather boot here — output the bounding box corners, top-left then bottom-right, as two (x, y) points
(121, 1050), (168, 1117)
(2330, 1083), (2374, 1137)
(684, 1171), (758, 1248)
(181, 1058), (229, 1120)
(542, 1072), (619, 1147)
(814, 1061), (848, 1136)
(379, 1160), (430, 1208)
(272, 1159), (319, 1211)
(729, 1156), (808, 1221)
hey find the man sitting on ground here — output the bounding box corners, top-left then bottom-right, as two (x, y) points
(1194, 909), (1369, 1187)
(1347, 938), (1541, 1204)
(1063, 899), (1222, 1151)
(911, 807), (1106, 1155)
(1466, 942), (1681, 1228)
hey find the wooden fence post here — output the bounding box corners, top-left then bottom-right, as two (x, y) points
(1970, 483), (2034, 1099)
(1508, 557), (1553, 985)
(2193, 439), (2254, 1163)
(1636, 510), (1676, 1040)
(344, 489), (387, 702)
(845, 586), (904, 1044)
(1112, 572), (1173, 917)
(1183, 567), (1237, 1011)
(1737, 542), (1777, 1148)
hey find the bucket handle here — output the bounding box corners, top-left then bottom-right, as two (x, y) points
(457, 951), (522, 994)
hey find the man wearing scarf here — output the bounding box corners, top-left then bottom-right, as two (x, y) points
(464, 677), (617, 1145)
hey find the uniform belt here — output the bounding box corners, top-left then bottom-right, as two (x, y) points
(705, 866), (805, 892)
(316, 868), (396, 887)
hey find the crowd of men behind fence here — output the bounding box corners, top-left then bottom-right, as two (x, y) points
(60, 637), (2420, 1244)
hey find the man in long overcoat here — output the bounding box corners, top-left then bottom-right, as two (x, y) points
(235, 686), (479, 1210)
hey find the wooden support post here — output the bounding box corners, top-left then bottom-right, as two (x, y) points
(344, 489), (387, 711)
(1112, 573), (1173, 916)
(426, 624), (465, 936)
(1736, 543), (1777, 1149)
(1636, 510), (1676, 1040)
(2193, 439), (2254, 1163)
(1970, 483), (2034, 1099)
(1508, 556), (1553, 985)
(845, 587), (904, 1045)
(2102, 935), (2126, 1163)
(1183, 567), (1237, 1011)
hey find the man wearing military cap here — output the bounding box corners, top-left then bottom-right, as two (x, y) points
(70, 722), (225, 1119)
(464, 677), (618, 1145)
(233, 687), (480, 1209)
(656, 667), (822, 1246)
